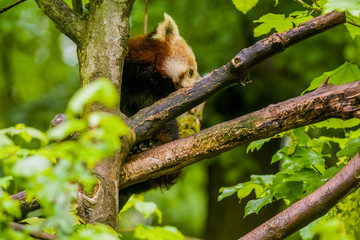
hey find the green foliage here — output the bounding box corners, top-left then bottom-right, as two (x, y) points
(0, 79), (128, 239)
(324, 0), (360, 17)
(134, 225), (185, 240)
(254, 12), (313, 37)
(303, 62), (360, 93)
(232, 0), (259, 14)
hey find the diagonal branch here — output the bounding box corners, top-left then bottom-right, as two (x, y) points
(120, 80), (360, 189)
(239, 152), (360, 240)
(34, 0), (84, 45)
(131, 11), (346, 144)
(0, 0), (26, 14)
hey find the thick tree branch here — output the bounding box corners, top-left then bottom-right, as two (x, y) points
(120, 80), (360, 189)
(239, 152), (360, 240)
(131, 11), (346, 144)
(34, 0), (84, 45)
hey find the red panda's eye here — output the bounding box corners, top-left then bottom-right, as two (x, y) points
(189, 69), (194, 77)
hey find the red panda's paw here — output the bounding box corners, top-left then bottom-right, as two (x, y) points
(132, 139), (162, 154)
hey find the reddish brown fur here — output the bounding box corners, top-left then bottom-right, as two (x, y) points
(127, 35), (172, 79)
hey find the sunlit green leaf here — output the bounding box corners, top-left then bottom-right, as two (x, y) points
(0, 134), (13, 147)
(134, 225), (185, 240)
(311, 118), (360, 130)
(345, 15), (360, 39)
(324, 0), (360, 16)
(237, 183), (264, 202)
(232, 0), (259, 14)
(303, 62), (360, 93)
(12, 155), (51, 177)
(0, 176), (13, 189)
(66, 78), (119, 117)
(47, 119), (87, 141)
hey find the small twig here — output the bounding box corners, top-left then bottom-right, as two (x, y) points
(295, 0), (321, 11)
(346, 16), (360, 28)
(0, 0), (26, 14)
(10, 222), (56, 240)
(144, 0), (149, 34)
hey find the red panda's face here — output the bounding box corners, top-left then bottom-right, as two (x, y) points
(153, 14), (199, 89)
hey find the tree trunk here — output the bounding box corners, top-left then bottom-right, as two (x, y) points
(75, 0), (134, 229)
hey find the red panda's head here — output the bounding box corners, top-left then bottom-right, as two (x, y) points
(127, 14), (199, 89)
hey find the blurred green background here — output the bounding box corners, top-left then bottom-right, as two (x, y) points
(1, 0), (359, 239)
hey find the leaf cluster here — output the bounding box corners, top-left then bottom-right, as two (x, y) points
(0, 79), (128, 239)
(218, 62), (360, 220)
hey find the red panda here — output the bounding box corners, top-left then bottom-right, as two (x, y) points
(120, 14), (199, 193)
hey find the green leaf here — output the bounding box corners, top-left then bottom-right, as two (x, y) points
(134, 201), (162, 223)
(0, 134), (13, 147)
(0, 124), (48, 146)
(237, 183), (264, 202)
(47, 119), (87, 141)
(218, 185), (239, 201)
(271, 147), (290, 164)
(134, 225), (185, 240)
(303, 62), (360, 93)
(345, 15), (360, 39)
(0, 176), (13, 189)
(324, 0), (360, 16)
(311, 118), (360, 130)
(282, 147), (325, 173)
(247, 138), (269, 153)
(289, 11), (313, 25)
(244, 193), (272, 216)
(12, 155), (51, 177)
(253, 11), (312, 37)
(337, 138), (360, 158)
(250, 174), (275, 186)
(254, 14), (293, 37)
(66, 78), (119, 117)
(232, 0), (259, 14)
(88, 112), (129, 136)
(20, 217), (44, 225)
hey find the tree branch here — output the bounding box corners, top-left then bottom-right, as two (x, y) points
(10, 222), (56, 240)
(239, 152), (360, 240)
(131, 11), (346, 144)
(120, 80), (360, 189)
(34, 0), (84, 45)
(0, 0), (26, 14)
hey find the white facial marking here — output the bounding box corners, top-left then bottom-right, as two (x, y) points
(164, 57), (188, 84)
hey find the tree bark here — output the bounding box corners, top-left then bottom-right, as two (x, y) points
(239, 152), (360, 240)
(74, 0), (134, 229)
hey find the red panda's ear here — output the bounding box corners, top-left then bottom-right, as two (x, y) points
(152, 13), (180, 42)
